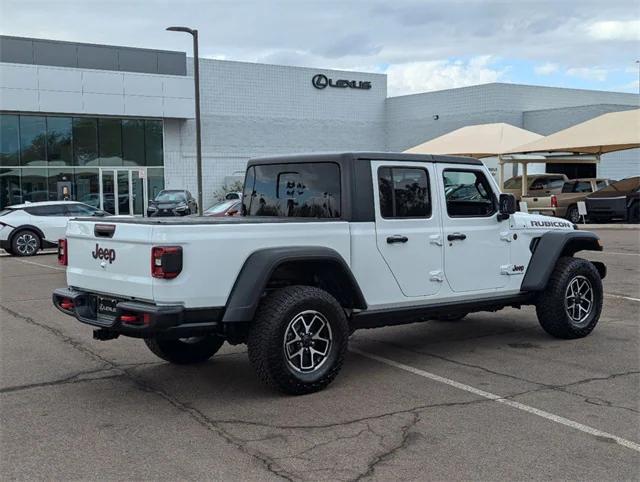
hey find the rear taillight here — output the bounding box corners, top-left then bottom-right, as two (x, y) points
(58, 239), (68, 266)
(59, 298), (74, 311)
(551, 195), (558, 208)
(151, 246), (183, 279)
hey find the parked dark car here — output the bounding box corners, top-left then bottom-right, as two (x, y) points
(585, 176), (640, 223)
(147, 190), (198, 217)
(204, 200), (241, 217)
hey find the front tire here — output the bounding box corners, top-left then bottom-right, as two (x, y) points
(247, 285), (349, 395)
(144, 334), (224, 364)
(12, 229), (41, 257)
(535, 257), (603, 339)
(628, 201), (639, 223)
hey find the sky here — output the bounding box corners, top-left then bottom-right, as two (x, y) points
(1, 0), (639, 97)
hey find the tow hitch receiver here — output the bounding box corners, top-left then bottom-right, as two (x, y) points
(93, 329), (120, 341)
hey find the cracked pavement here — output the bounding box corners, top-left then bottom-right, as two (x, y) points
(1, 229), (639, 480)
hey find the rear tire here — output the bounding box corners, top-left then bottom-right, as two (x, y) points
(247, 285), (349, 395)
(535, 257), (603, 339)
(144, 334), (224, 364)
(11, 229), (41, 257)
(566, 205), (580, 224)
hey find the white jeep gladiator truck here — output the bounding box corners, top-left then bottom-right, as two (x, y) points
(53, 153), (606, 394)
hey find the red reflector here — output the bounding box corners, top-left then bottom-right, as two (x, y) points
(58, 239), (68, 266)
(60, 298), (74, 310)
(151, 246), (183, 279)
(120, 314), (138, 323)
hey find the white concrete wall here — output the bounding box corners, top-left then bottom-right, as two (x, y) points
(0, 62), (194, 118)
(164, 59), (387, 208)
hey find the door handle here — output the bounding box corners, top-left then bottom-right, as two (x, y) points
(386, 235), (408, 244)
(447, 233), (467, 241)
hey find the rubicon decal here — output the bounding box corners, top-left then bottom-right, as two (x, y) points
(312, 74), (372, 90)
(92, 243), (116, 264)
(530, 220), (573, 229)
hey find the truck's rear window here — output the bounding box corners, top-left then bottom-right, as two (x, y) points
(243, 163), (341, 218)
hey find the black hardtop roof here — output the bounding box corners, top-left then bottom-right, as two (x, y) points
(246, 152), (482, 167)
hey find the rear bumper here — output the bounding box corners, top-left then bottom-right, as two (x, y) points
(52, 287), (223, 338)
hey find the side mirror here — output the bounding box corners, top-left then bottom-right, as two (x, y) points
(498, 193), (516, 221)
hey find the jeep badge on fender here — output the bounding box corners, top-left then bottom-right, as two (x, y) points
(91, 243), (116, 264)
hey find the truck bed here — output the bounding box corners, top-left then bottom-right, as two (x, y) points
(65, 216), (352, 308)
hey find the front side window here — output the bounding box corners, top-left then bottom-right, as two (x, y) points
(443, 169), (496, 217)
(378, 167), (431, 218)
(66, 203), (99, 216)
(243, 162), (340, 218)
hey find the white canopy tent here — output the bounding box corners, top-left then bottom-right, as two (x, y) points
(404, 123), (543, 188)
(506, 109), (640, 155)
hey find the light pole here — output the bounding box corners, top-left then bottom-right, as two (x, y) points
(167, 26), (203, 215)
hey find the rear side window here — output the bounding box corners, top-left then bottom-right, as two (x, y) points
(378, 167), (431, 218)
(443, 170), (496, 217)
(562, 181), (592, 193)
(574, 181), (592, 193)
(66, 204), (98, 216)
(25, 205), (67, 216)
(242, 162), (341, 218)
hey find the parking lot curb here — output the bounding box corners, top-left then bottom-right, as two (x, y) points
(577, 224), (639, 230)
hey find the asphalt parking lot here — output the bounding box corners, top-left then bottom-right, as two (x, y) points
(1, 229), (638, 481)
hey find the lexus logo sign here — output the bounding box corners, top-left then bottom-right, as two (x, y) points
(312, 73), (371, 90)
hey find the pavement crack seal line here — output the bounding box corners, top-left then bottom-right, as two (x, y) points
(0, 368), (123, 394)
(0, 304), (295, 482)
(350, 348), (640, 454)
(355, 412), (420, 481)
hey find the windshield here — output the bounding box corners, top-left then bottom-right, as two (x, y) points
(154, 191), (186, 202)
(590, 177), (640, 195)
(503, 177), (522, 189)
(205, 200), (237, 214)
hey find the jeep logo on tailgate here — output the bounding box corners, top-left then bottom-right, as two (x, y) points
(92, 243), (116, 264)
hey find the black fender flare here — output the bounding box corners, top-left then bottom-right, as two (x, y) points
(521, 231), (604, 291)
(9, 224), (47, 244)
(222, 246), (367, 322)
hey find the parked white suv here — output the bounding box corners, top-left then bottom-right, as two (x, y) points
(0, 201), (107, 256)
(54, 153), (606, 394)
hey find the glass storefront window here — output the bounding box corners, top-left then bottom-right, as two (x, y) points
(48, 168), (74, 201)
(0, 168), (21, 208)
(73, 118), (98, 166)
(74, 168), (100, 207)
(20, 169), (49, 202)
(19, 116), (46, 166)
(145, 120), (163, 166)
(122, 119), (145, 166)
(46, 117), (73, 166)
(1, 112), (164, 212)
(0, 114), (20, 167)
(99, 119), (123, 166)
(147, 168), (165, 200)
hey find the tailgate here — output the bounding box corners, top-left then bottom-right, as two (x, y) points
(65, 220), (154, 301)
(522, 195), (551, 209)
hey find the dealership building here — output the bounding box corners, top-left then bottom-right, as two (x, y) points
(1, 35), (638, 212)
